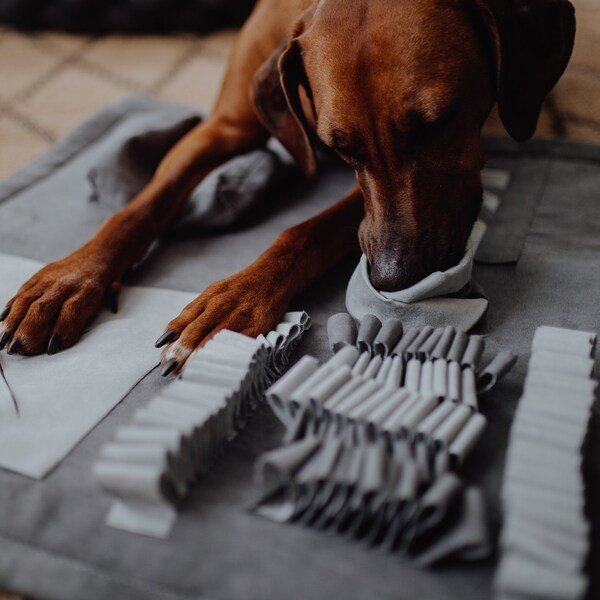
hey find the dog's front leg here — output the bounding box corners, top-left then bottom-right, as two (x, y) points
(0, 116), (268, 356)
(157, 185), (364, 375)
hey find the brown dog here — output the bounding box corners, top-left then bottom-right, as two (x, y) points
(0, 0), (575, 374)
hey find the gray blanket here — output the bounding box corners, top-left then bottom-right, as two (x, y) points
(0, 95), (598, 600)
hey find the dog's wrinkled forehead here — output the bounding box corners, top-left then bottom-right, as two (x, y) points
(303, 0), (492, 148)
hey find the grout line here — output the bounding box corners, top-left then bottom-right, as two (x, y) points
(150, 40), (206, 93)
(7, 37), (100, 105)
(1, 107), (56, 143)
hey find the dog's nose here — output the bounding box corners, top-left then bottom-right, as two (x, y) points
(368, 254), (426, 291)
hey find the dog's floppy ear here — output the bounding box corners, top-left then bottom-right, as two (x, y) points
(251, 14), (317, 177)
(473, 0), (575, 141)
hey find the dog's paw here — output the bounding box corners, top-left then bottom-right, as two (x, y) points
(0, 255), (117, 356)
(156, 269), (288, 376)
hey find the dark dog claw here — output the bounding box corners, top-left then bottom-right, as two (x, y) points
(0, 331), (10, 350)
(155, 329), (177, 348)
(47, 334), (62, 355)
(7, 339), (21, 355)
(161, 358), (178, 377)
(0, 306), (9, 321)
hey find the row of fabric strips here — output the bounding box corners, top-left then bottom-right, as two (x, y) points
(252, 315), (517, 564)
(93, 311), (311, 538)
(495, 325), (598, 600)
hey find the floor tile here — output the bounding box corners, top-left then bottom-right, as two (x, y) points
(199, 29), (237, 58)
(81, 35), (195, 89)
(0, 33), (62, 101)
(158, 53), (227, 111)
(553, 71), (600, 125)
(15, 66), (130, 138)
(0, 116), (49, 179)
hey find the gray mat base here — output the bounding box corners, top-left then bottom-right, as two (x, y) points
(0, 96), (598, 600)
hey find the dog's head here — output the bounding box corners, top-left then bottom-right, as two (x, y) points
(251, 0), (575, 290)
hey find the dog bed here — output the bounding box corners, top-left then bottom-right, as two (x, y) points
(0, 95), (598, 600)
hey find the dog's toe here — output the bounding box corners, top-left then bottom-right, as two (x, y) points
(1, 258), (114, 356)
(158, 271), (288, 376)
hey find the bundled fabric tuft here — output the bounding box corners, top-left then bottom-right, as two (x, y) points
(253, 313), (518, 564)
(93, 311), (310, 538)
(495, 326), (598, 600)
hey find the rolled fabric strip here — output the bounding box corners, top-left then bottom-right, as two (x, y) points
(461, 369), (478, 411)
(93, 461), (173, 505)
(290, 363), (335, 406)
(415, 486), (491, 567)
(363, 354), (384, 379)
(415, 401), (455, 441)
(525, 370), (598, 396)
(449, 413), (487, 467)
(447, 330), (468, 363)
(327, 345), (361, 369)
(375, 356), (394, 385)
(532, 325), (596, 358)
(495, 553), (587, 600)
(356, 314), (382, 354)
(335, 379), (383, 418)
(348, 386), (399, 421)
(114, 426), (183, 450)
(100, 443), (169, 465)
(447, 361), (462, 402)
(406, 326), (434, 359)
(432, 359), (448, 399)
(391, 328), (420, 357)
(431, 326), (455, 360)
(283, 311), (311, 328)
(323, 375), (365, 412)
(385, 355), (404, 389)
(418, 328), (444, 359)
(477, 351), (517, 393)
(460, 335), (485, 370)
(265, 355), (320, 406)
(105, 501), (177, 539)
(351, 351), (372, 375)
(419, 360), (434, 397)
(529, 349), (594, 378)
(308, 365), (353, 407)
(415, 472), (464, 533)
(391, 395), (438, 435)
(373, 319), (404, 356)
(327, 312), (358, 353)
(366, 389), (412, 428)
(432, 404), (472, 450)
(380, 393), (421, 432)
(255, 436), (323, 489)
(405, 358), (422, 392)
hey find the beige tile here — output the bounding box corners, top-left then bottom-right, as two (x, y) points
(35, 32), (92, 57)
(82, 36), (195, 89)
(15, 66), (129, 138)
(553, 71), (600, 123)
(564, 120), (600, 142)
(0, 33), (62, 101)
(199, 29), (238, 58)
(568, 33), (600, 75)
(0, 116), (49, 179)
(158, 54), (227, 111)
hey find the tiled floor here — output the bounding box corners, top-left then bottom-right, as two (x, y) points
(0, 2), (598, 598)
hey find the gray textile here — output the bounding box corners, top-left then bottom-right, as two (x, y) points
(346, 253), (489, 331)
(0, 94), (599, 600)
(87, 100), (289, 235)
